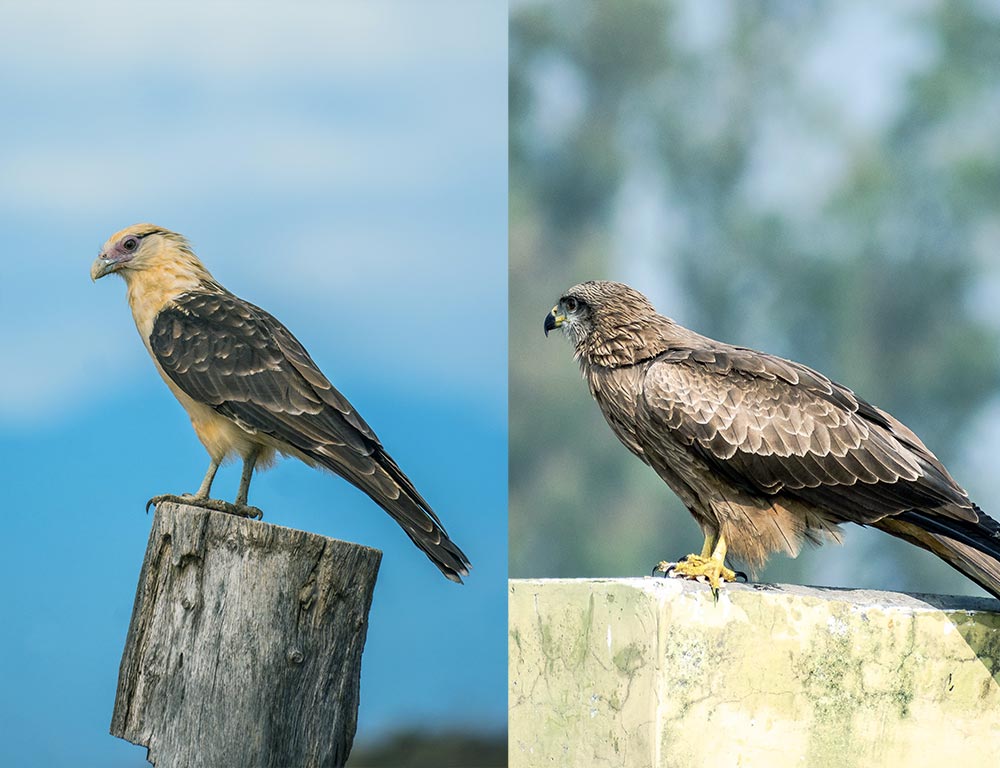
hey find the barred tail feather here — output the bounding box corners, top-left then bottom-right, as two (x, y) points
(875, 511), (1000, 600)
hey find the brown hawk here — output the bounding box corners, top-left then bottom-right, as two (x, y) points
(546, 280), (1000, 597)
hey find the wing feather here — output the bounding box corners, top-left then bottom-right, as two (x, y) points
(149, 290), (470, 581)
(637, 347), (976, 526)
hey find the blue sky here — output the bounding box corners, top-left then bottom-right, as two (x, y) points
(0, 2), (507, 765)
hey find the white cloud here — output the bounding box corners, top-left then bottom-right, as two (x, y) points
(0, 1), (501, 81)
(1, 106), (500, 216)
(0, 1), (505, 215)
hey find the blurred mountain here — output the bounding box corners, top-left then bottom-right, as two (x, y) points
(348, 729), (506, 768)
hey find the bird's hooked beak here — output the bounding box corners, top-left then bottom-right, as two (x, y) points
(544, 305), (565, 337)
(91, 252), (124, 281)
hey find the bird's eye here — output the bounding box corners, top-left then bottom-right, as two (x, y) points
(564, 297), (579, 312)
(123, 237), (138, 252)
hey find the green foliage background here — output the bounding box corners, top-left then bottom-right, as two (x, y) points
(510, 0), (1000, 597)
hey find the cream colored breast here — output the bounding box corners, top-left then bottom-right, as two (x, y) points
(123, 267), (259, 463)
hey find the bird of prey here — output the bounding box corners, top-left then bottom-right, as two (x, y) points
(545, 280), (1000, 598)
(92, 223), (470, 583)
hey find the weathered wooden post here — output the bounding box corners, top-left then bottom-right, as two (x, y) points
(111, 501), (381, 768)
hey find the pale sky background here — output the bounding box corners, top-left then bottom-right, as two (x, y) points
(0, 2), (507, 765)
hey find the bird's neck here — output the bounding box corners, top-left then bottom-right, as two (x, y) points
(579, 314), (678, 369)
(123, 255), (218, 339)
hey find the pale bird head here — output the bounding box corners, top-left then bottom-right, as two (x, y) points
(544, 280), (657, 349)
(90, 224), (198, 282)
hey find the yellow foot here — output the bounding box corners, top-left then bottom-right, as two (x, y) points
(653, 555), (744, 597)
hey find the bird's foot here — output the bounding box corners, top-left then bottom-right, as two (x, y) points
(146, 493), (199, 513)
(146, 494), (264, 520)
(653, 555), (747, 599)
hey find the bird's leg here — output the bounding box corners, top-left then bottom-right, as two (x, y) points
(654, 533), (743, 598)
(193, 458), (221, 500)
(146, 459), (222, 512)
(157, 449), (264, 519)
(698, 531), (718, 559)
(229, 447), (263, 519)
(146, 456), (263, 520)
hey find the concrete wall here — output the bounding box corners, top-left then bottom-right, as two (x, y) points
(509, 578), (1000, 767)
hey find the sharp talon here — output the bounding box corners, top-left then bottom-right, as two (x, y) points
(734, 571), (748, 583)
(240, 505), (264, 520)
(145, 494), (175, 513)
(658, 552), (738, 595)
(222, 502), (264, 520)
(652, 560), (674, 577)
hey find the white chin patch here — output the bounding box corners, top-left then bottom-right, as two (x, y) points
(562, 321), (584, 346)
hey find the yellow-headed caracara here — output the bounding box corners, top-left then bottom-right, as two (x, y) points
(92, 223), (471, 583)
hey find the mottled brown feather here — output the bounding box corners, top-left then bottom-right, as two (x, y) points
(553, 280), (1000, 596)
(151, 290), (470, 582)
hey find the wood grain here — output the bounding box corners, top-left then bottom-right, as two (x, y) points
(111, 502), (381, 767)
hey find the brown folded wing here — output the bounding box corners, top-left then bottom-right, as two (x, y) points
(149, 290), (470, 582)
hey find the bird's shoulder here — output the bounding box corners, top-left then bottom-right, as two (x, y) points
(155, 289), (275, 335)
(149, 290), (285, 371)
(149, 290), (380, 443)
(638, 341), (973, 518)
(637, 342), (885, 460)
(643, 342), (858, 411)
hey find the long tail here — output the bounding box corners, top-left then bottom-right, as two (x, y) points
(874, 507), (1000, 600)
(314, 448), (472, 584)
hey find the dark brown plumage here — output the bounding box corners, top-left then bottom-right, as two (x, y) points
(151, 291), (471, 582)
(93, 224), (470, 583)
(545, 279), (1000, 598)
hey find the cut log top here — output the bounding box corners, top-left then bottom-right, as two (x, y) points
(112, 502), (382, 768)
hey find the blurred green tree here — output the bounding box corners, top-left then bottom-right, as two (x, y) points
(510, 0), (1000, 597)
